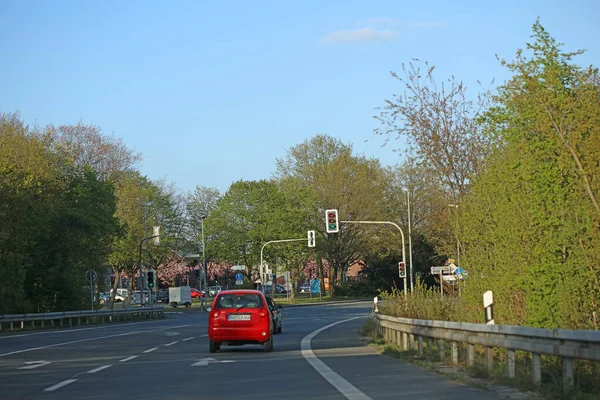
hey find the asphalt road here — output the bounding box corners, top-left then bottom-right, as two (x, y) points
(0, 301), (502, 399)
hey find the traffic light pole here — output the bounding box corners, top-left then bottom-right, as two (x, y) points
(260, 238), (306, 293)
(341, 220), (407, 296)
(138, 234), (160, 307)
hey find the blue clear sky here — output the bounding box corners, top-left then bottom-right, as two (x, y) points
(2, 0), (599, 194)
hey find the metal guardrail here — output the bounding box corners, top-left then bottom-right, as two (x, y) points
(376, 313), (600, 393)
(0, 307), (164, 332)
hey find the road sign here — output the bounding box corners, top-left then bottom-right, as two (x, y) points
(86, 270), (97, 282)
(269, 273), (274, 280)
(455, 267), (463, 275)
(232, 265), (246, 271)
(235, 280), (243, 285)
(431, 266), (452, 274)
(235, 273), (243, 281)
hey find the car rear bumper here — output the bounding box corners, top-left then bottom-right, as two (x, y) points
(209, 327), (270, 343)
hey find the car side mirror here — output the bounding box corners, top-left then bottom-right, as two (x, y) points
(206, 306), (212, 312)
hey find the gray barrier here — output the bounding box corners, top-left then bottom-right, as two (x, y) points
(376, 313), (600, 392)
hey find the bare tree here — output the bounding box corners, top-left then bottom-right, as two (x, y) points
(374, 59), (495, 201)
(45, 121), (141, 181)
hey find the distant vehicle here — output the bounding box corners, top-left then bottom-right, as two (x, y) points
(299, 283), (310, 293)
(98, 292), (110, 304)
(208, 289), (273, 353)
(207, 286), (222, 297)
(110, 288), (128, 302)
(157, 290), (169, 303)
(169, 286), (192, 308)
(191, 288), (205, 298)
(260, 283), (287, 294)
(265, 296), (283, 334)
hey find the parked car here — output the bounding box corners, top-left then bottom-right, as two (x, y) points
(299, 283), (310, 293)
(157, 290), (169, 303)
(191, 288), (205, 298)
(265, 296), (282, 334)
(110, 288), (128, 302)
(207, 289), (273, 353)
(207, 285), (222, 297)
(262, 284), (287, 294)
(98, 292), (110, 304)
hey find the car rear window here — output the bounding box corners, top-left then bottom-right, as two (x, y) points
(215, 293), (264, 309)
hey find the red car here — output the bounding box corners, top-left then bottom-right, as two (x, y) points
(191, 288), (205, 298)
(208, 289), (273, 353)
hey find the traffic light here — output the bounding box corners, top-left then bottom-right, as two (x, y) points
(325, 209), (339, 233)
(307, 230), (315, 248)
(147, 269), (155, 288)
(398, 262), (406, 278)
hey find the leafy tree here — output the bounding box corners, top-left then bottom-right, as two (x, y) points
(274, 134), (390, 296)
(461, 20), (600, 329)
(204, 180), (307, 285)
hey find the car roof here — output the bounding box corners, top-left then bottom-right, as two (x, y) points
(216, 289), (263, 296)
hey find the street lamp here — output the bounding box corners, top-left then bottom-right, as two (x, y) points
(448, 204), (460, 265)
(141, 201), (155, 307)
(402, 187), (414, 291)
(201, 215), (207, 306)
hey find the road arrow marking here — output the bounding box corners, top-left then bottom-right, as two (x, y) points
(19, 360), (51, 370)
(191, 358), (236, 367)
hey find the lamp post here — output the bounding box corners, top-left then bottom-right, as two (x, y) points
(448, 204), (460, 265)
(402, 187), (414, 291)
(201, 215), (207, 305)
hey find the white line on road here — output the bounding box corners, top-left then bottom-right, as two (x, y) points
(18, 360), (51, 369)
(301, 317), (371, 400)
(164, 341), (178, 346)
(182, 337), (195, 341)
(88, 365), (112, 373)
(143, 347), (158, 353)
(0, 332), (136, 357)
(119, 356), (138, 362)
(44, 379), (77, 392)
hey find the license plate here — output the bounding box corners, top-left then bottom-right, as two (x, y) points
(228, 314), (251, 321)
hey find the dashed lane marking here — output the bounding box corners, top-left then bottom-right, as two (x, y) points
(44, 379), (77, 392)
(88, 365), (112, 373)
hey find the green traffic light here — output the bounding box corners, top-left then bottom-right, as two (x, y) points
(329, 224), (335, 229)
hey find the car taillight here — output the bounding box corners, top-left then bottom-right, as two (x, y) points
(259, 311), (266, 317)
(212, 311), (220, 318)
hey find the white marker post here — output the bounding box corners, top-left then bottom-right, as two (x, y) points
(483, 290), (494, 325)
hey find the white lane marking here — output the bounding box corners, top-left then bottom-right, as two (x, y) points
(182, 337), (195, 341)
(119, 356), (138, 362)
(191, 358), (236, 366)
(88, 365), (112, 373)
(18, 360), (51, 370)
(0, 320), (192, 340)
(44, 379), (77, 392)
(143, 347), (158, 353)
(0, 332), (135, 357)
(165, 332), (180, 336)
(0, 321), (202, 342)
(164, 341), (178, 346)
(301, 317), (371, 400)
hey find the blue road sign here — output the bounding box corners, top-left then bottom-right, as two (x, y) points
(235, 273), (243, 281)
(310, 279), (321, 294)
(455, 267), (463, 275)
